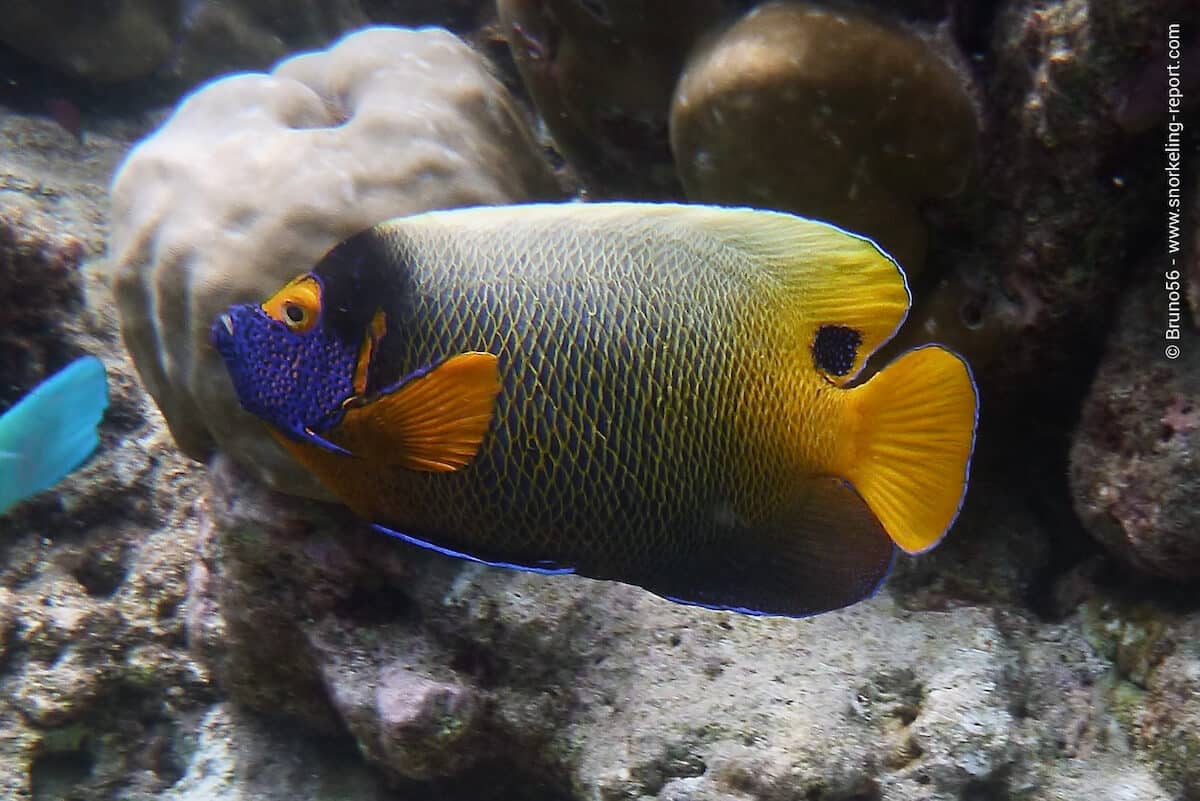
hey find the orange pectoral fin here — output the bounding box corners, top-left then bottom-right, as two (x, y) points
(337, 352), (501, 472)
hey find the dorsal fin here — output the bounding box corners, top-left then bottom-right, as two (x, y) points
(666, 205), (912, 385)
(387, 202), (911, 385)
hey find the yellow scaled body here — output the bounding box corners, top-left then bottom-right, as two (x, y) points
(219, 204), (978, 617)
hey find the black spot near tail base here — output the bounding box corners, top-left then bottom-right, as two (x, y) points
(813, 325), (863, 377)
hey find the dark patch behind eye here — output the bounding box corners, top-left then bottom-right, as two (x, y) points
(314, 228), (412, 346)
(812, 324), (862, 377)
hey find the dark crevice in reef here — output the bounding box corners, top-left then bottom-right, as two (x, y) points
(333, 573), (418, 625)
(243, 714), (574, 801)
(628, 739), (709, 797)
(1022, 123), (1198, 622)
(1020, 467), (1102, 623)
(0, 619), (21, 677)
(70, 547), (131, 599)
(388, 755), (575, 801)
(1064, 558), (1200, 617)
(448, 640), (506, 689)
(961, 769), (1011, 801)
(0, 219), (87, 409)
(144, 721), (189, 787)
(0, 42), (186, 120)
(950, 0), (1004, 68)
(987, 247), (1155, 619)
(30, 746), (95, 801)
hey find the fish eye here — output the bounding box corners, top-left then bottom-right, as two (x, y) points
(261, 274), (322, 333)
(283, 302), (307, 326)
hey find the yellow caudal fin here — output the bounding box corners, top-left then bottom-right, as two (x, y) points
(833, 346), (978, 554)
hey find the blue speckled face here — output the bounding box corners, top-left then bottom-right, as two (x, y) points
(210, 274), (359, 447)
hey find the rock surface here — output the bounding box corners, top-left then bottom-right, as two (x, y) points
(0, 0), (499, 88)
(883, 0), (1197, 409)
(110, 26), (561, 498)
(0, 104), (208, 801)
(670, 1), (977, 273)
(1069, 272), (1200, 578)
(162, 703), (401, 801)
(498, 0), (727, 199)
(0, 108), (110, 403)
(185, 455), (1179, 801)
(0, 0), (178, 83)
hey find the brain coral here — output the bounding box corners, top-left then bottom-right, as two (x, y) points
(110, 26), (561, 497)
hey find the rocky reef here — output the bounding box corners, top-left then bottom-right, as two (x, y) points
(1, 1), (1199, 800)
(184, 454), (1169, 801)
(1070, 273), (1200, 579)
(497, 0), (729, 199)
(0, 0), (498, 88)
(670, 2), (977, 273)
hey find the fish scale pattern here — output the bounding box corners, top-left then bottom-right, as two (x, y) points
(319, 212), (845, 580)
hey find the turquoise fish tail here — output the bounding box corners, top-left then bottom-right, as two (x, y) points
(0, 356), (108, 516)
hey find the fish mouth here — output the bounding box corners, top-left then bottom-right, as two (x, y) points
(209, 310), (237, 354)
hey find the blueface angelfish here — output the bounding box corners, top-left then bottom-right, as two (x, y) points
(0, 356), (108, 516)
(211, 204), (978, 617)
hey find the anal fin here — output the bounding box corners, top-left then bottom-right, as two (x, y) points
(638, 478), (896, 618)
(372, 523), (576, 575)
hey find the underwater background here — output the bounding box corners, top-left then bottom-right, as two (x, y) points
(1, 0), (1199, 799)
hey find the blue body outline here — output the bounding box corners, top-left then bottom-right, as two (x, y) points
(372, 523), (576, 575)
